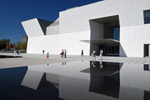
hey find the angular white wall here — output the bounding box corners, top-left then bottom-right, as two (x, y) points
(27, 31), (91, 55)
(90, 21), (103, 40)
(22, 18), (45, 37)
(47, 18), (59, 35)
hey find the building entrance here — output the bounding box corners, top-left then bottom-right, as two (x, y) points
(88, 15), (120, 56)
(89, 39), (119, 56)
(104, 45), (119, 56)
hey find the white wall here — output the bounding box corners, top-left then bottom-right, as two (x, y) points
(27, 31), (91, 55)
(60, 0), (150, 34)
(46, 18), (59, 35)
(120, 24), (150, 57)
(149, 45), (150, 57)
(22, 18), (45, 37)
(90, 21), (103, 40)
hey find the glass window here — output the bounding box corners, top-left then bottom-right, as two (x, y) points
(113, 28), (120, 41)
(144, 10), (150, 24)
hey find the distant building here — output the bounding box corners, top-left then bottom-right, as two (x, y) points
(22, 35), (28, 44)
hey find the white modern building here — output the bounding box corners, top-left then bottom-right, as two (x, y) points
(22, 0), (150, 57)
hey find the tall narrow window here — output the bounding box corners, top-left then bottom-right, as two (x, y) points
(144, 10), (150, 24)
(113, 28), (120, 41)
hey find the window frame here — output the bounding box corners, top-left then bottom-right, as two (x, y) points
(144, 10), (150, 24)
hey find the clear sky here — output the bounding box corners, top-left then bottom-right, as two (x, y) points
(0, 0), (101, 43)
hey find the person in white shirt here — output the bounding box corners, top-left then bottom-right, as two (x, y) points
(100, 49), (103, 60)
(14, 49), (16, 55)
(19, 50), (20, 55)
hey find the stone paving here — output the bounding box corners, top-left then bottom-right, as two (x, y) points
(0, 53), (150, 66)
(19, 53), (150, 64)
(0, 53), (74, 69)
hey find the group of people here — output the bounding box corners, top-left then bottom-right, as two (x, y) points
(44, 48), (103, 60)
(60, 49), (67, 58)
(91, 49), (103, 68)
(44, 49), (68, 60)
(81, 49), (103, 60)
(45, 49), (83, 59)
(42, 50), (49, 60)
(14, 49), (21, 55)
(92, 49), (103, 60)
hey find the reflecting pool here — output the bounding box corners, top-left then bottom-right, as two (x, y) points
(0, 61), (150, 100)
(0, 55), (21, 58)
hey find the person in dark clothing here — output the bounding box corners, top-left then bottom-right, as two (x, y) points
(81, 50), (84, 56)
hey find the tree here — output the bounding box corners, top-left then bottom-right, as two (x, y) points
(0, 41), (1, 49)
(15, 41), (22, 50)
(0, 39), (11, 50)
(6, 39), (10, 44)
(6, 43), (9, 50)
(9, 43), (11, 50)
(22, 42), (27, 52)
(13, 43), (16, 49)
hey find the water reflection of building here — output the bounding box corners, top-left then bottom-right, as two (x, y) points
(21, 71), (59, 90)
(21, 61), (150, 100)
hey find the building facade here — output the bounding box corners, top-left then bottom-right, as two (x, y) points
(22, 35), (28, 44)
(22, 0), (150, 57)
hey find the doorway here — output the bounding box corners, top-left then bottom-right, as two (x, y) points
(104, 45), (119, 56)
(144, 44), (149, 57)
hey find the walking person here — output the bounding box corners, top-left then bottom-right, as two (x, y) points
(81, 50), (84, 56)
(61, 49), (64, 58)
(14, 49), (16, 56)
(16, 50), (19, 55)
(64, 49), (67, 58)
(42, 50), (45, 54)
(92, 49), (96, 60)
(100, 49), (103, 60)
(18, 49), (20, 55)
(45, 52), (49, 60)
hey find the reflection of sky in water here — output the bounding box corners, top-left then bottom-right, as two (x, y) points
(1, 61), (150, 100)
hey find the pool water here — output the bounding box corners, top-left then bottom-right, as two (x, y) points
(0, 55), (21, 58)
(0, 61), (150, 100)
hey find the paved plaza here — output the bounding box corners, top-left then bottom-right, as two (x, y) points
(0, 53), (150, 69)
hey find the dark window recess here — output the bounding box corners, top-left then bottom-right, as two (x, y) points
(144, 64), (150, 71)
(144, 10), (150, 24)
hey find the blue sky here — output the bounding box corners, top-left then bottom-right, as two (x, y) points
(0, 0), (101, 43)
